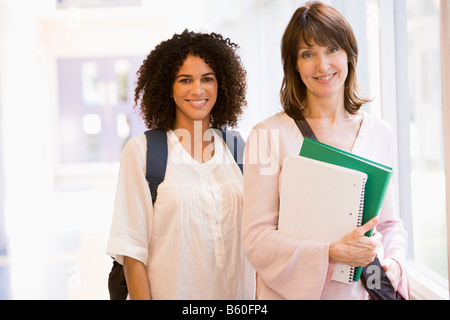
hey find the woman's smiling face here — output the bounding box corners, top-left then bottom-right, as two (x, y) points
(296, 40), (349, 101)
(172, 55), (218, 129)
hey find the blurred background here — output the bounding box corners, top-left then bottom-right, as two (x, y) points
(0, 0), (448, 299)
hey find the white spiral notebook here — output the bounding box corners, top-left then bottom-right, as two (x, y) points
(278, 155), (367, 284)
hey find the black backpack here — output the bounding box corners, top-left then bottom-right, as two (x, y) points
(108, 129), (245, 300)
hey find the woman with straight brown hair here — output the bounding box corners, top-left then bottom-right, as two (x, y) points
(242, 1), (409, 300)
(280, 0), (370, 120)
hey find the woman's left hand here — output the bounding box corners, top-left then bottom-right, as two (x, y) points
(381, 258), (402, 291)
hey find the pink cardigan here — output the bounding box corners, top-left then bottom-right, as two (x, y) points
(242, 112), (410, 300)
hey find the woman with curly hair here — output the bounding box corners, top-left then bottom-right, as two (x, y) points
(107, 30), (255, 300)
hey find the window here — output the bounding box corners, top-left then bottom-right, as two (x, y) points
(57, 57), (146, 165)
(338, 0), (450, 298)
(406, 0), (448, 281)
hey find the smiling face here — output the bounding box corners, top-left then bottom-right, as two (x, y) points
(172, 55), (218, 130)
(296, 40), (349, 103)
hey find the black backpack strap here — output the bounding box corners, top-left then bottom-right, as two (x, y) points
(108, 260), (128, 300)
(221, 129), (244, 173)
(144, 130), (168, 204)
(294, 116), (318, 141)
(145, 129), (241, 198)
(360, 257), (404, 300)
(108, 130), (168, 300)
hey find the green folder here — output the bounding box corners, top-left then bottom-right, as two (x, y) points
(299, 137), (393, 282)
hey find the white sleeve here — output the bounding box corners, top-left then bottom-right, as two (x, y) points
(106, 135), (153, 266)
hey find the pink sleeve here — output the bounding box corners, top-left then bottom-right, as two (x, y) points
(377, 183), (410, 299)
(376, 132), (410, 300)
(242, 125), (331, 300)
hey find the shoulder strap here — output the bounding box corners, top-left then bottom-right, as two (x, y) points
(221, 129), (244, 173)
(109, 130), (167, 301)
(144, 130), (168, 204)
(294, 116), (318, 142)
(144, 129), (244, 205)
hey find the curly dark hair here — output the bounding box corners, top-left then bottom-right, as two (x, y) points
(134, 29), (247, 130)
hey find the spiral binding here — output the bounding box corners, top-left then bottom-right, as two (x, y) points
(356, 176), (367, 227)
(348, 268), (355, 283)
(348, 176), (367, 283)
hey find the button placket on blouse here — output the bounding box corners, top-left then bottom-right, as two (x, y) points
(207, 172), (226, 269)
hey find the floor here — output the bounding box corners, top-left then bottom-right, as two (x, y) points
(0, 188), (115, 300)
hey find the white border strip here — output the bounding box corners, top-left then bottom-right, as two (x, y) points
(440, 0), (450, 292)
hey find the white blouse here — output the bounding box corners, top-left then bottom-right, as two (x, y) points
(107, 129), (255, 300)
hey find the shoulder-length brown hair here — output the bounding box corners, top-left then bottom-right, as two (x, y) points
(134, 29), (247, 130)
(280, 1), (371, 119)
